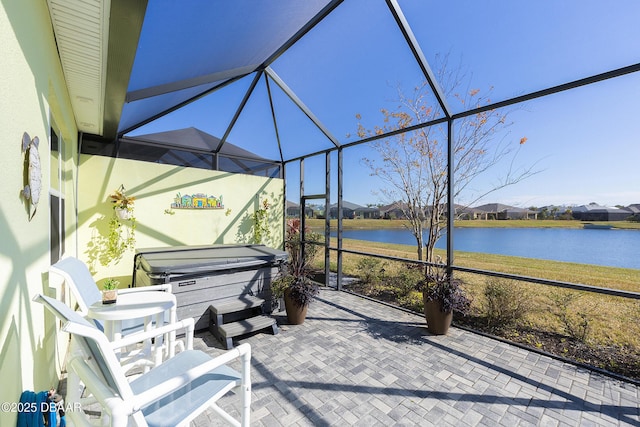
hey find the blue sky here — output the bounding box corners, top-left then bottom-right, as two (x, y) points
(129, 1), (640, 208)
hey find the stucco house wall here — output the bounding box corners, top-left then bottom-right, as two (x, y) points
(0, 3), (285, 424)
(77, 154), (285, 285)
(0, 0), (79, 423)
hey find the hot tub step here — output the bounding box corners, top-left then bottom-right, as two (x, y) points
(219, 315), (277, 338)
(209, 298), (279, 349)
(209, 295), (265, 315)
(211, 315), (278, 349)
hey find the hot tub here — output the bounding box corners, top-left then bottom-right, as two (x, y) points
(133, 244), (287, 330)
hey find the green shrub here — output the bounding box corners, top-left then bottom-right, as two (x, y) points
(397, 291), (423, 313)
(355, 257), (386, 286)
(391, 267), (423, 298)
(483, 278), (530, 329)
(548, 291), (593, 342)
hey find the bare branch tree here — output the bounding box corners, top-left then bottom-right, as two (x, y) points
(358, 57), (539, 265)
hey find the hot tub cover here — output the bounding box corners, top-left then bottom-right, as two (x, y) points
(135, 244), (288, 276)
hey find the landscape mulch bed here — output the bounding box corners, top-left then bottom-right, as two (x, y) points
(345, 283), (640, 384)
(456, 317), (640, 383)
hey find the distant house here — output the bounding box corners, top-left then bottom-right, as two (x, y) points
(380, 202), (407, 219)
(329, 201), (356, 219)
(474, 203), (537, 220)
(286, 200), (314, 218)
(455, 205), (487, 220)
(380, 201), (463, 220)
(627, 204), (640, 221)
(354, 205), (380, 219)
(537, 205), (573, 220)
(571, 203), (632, 221)
(328, 201), (380, 219)
(379, 201), (437, 220)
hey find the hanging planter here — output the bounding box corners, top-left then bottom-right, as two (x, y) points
(105, 186), (137, 265)
(115, 207), (131, 220)
(109, 185), (135, 219)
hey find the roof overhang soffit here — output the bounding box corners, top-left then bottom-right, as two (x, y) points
(47, 0), (146, 139)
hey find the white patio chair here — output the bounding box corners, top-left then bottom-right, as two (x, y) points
(34, 294), (251, 427)
(50, 257), (182, 368)
(49, 256), (172, 318)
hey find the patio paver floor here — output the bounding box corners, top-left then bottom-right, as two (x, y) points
(193, 289), (640, 426)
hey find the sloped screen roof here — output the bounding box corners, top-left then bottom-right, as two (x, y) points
(120, 0), (334, 136)
(119, 0), (640, 169)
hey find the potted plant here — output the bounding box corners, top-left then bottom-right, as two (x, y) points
(102, 278), (120, 304)
(105, 185), (136, 264)
(272, 219), (321, 325)
(109, 185), (135, 220)
(419, 264), (471, 335)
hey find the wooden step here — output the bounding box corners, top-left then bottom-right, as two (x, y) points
(217, 315), (277, 339)
(209, 295), (265, 315)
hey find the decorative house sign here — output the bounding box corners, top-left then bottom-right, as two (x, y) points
(22, 132), (41, 220)
(170, 192), (224, 210)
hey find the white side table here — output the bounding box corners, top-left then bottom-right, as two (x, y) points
(88, 291), (177, 365)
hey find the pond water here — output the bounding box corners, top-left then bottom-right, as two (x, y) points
(329, 227), (640, 269)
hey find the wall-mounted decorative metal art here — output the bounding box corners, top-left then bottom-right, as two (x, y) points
(22, 132), (42, 221)
(170, 192), (224, 210)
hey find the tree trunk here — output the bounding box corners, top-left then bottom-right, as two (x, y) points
(416, 231), (424, 261)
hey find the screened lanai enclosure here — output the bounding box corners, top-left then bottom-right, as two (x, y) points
(54, 0), (639, 364)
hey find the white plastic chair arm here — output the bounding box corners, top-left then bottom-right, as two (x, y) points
(68, 356), (134, 424)
(117, 283), (172, 294)
(130, 343), (251, 412)
(109, 317), (195, 351)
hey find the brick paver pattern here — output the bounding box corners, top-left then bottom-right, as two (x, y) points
(193, 289), (640, 426)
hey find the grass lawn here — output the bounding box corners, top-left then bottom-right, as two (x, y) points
(331, 238), (640, 290)
(310, 236), (640, 381)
